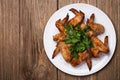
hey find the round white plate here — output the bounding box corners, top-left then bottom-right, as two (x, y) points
(43, 3), (116, 76)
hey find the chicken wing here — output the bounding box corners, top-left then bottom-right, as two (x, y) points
(52, 44), (60, 59)
(71, 50), (89, 66)
(52, 42), (71, 62)
(53, 33), (66, 43)
(87, 14), (105, 35)
(59, 42), (71, 62)
(91, 36), (109, 53)
(70, 8), (84, 16)
(55, 14), (69, 32)
(86, 58), (92, 70)
(104, 36), (108, 47)
(91, 48), (99, 57)
(68, 8), (84, 26)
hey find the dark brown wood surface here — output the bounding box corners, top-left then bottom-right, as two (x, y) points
(0, 0), (119, 80)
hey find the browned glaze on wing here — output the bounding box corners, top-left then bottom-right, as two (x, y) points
(59, 42), (71, 62)
(68, 8), (84, 26)
(71, 50), (89, 66)
(55, 14), (69, 32)
(104, 36), (109, 47)
(52, 43), (60, 59)
(52, 42), (71, 62)
(87, 14), (105, 35)
(90, 36), (109, 57)
(52, 14), (69, 59)
(86, 58), (92, 70)
(53, 33), (66, 43)
(91, 36), (109, 53)
(91, 48), (99, 57)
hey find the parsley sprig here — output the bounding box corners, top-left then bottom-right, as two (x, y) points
(64, 24), (93, 59)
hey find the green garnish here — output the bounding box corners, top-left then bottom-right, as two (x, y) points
(64, 24), (93, 59)
(84, 26), (91, 32)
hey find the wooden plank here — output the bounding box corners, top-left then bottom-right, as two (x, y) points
(0, 1), (3, 80)
(19, 0), (57, 80)
(58, 0), (88, 8)
(96, 0), (119, 80)
(0, 0), (19, 80)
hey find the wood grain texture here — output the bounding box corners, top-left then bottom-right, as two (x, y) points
(96, 0), (120, 80)
(0, 0), (120, 80)
(19, 0), (57, 80)
(0, 0), (19, 80)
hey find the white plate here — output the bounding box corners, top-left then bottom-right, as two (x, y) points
(43, 3), (116, 76)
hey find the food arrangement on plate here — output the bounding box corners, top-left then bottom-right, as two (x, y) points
(52, 8), (109, 70)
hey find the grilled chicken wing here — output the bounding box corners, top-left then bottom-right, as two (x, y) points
(71, 50), (89, 66)
(87, 14), (105, 35)
(55, 14), (69, 32)
(52, 14), (69, 59)
(90, 36), (109, 57)
(52, 44), (60, 59)
(104, 36), (108, 47)
(69, 8), (83, 16)
(52, 42), (71, 62)
(91, 48), (99, 57)
(91, 36), (109, 53)
(59, 42), (71, 62)
(53, 33), (66, 43)
(86, 58), (92, 70)
(68, 8), (84, 26)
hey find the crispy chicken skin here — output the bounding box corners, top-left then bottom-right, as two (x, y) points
(68, 8), (84, 26)
(69, 8), (83, 16)
(87, 14), (105, 35)
(104, 36), (108, 47)
(86, 58), (92, 70)
(53, 33), (66, 42)
(55, 14), (69, 32)
(91, 36), (109, 53)
(52, 14), (69, 59)
(53, 14), (69, 43)
(52, 42), (71, 62)
(80, 23), (86, 30)
(59, 42), (71, 62)
(71, 50), (89, 66)
(90, 36), (109, 57)
(91, 48), (99, 57)
(52, 43), (60, 59)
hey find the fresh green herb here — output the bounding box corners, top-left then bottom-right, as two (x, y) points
(84, 26), (91, 32)
(64, 24), (93, 59)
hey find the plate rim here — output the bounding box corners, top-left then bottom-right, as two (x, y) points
(43, 3), (117, 76)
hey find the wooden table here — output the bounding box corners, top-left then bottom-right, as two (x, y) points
(0, 0), (119, 80)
